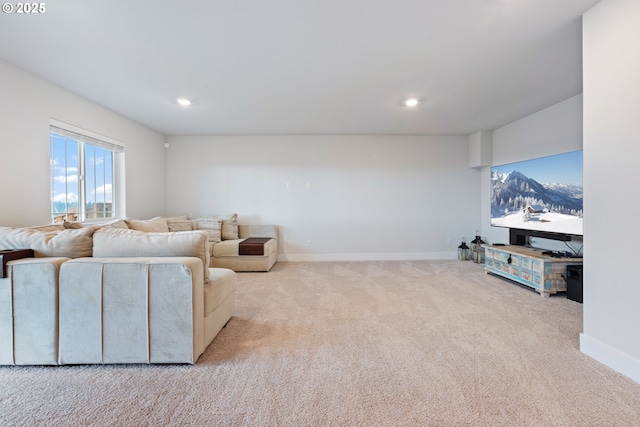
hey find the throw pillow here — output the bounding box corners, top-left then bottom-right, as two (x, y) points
(163, 214), (190, 222)
(27, 224), (65, 232)
(0, 226), (97, 258)
(125, 217), (169, 232)
(63, 222), (83, 229)
(167, 219), (194, 232)
(214, 213), (239, 240)
(98, 219), (129, 229)
(194, 218), (222, 243)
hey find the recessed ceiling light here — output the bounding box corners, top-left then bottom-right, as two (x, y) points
(177, 98), (192, 107)
(404, 98), (420, 107)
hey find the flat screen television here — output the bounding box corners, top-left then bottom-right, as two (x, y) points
(490, 150), (583, 238)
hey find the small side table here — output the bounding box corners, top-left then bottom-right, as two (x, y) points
(0, 249), (34, 278)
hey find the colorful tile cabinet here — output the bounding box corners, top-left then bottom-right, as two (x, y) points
(484, 245), (583, 298)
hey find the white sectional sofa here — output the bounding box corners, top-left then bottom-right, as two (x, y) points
(127, 214), (278, 273)
(0, 221), (240, 365)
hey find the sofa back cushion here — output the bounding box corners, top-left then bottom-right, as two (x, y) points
(27, 224), (66, 232)
(194, 218), (223, 243)
(191, 214), (238, 240)
(95, 219), (130, 229)
(0, 226), (97, 258)
(167, 219), (194, 232)
(125, 217), (169, 232)
(215, 213), (239, 240)
(92, 228), (211, 282)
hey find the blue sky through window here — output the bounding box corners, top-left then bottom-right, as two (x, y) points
(50, 131), (114, 220)
(50, 133), (79, 215)
(84, 144), (113, 208)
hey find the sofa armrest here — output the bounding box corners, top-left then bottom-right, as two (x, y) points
(1, 249), (34, 278)
(238, 225), (277, 240)
(0, 257), (70, 365)
(58, 257), (205, 364)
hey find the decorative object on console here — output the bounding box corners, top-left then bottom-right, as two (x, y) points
(457, 238), (470, 261)
(470, 231), (486, 264)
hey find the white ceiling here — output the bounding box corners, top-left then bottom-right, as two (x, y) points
(0, 0), (600, 136)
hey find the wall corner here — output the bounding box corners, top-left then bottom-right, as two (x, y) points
(469, 130), (493, 169)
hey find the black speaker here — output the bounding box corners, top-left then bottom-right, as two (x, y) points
(566, 265), (583, 303)
(509, 229), (527, 245)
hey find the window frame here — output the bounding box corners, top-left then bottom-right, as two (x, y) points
(49, 120), (125, 223)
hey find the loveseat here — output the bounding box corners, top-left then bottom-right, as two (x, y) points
(0, 220), (240, 365)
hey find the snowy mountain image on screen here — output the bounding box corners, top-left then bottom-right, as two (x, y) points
(490, 170), (583, 234)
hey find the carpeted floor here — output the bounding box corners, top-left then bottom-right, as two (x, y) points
(1, 260), (639, 426)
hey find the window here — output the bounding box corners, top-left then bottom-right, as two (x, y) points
(49, 123), (124, 223)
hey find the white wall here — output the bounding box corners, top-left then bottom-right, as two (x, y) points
(0, 60), (166, 226)
(480, 94), (584, 251)
(581, 0), (640, 383)
(165, 135), (480, 260)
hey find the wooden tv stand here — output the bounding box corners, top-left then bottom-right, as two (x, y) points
(484, 245), (583, 298)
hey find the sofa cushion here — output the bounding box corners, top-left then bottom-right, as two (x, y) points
(125, 217), (169, 232)
(92, 228), (211, 282)
(204, 268), (237, 317)
(0, 226), (97, 258)
(63, 222), (83, 229)
(215, 213), (239, 240)
(194, 218), (222, 243)
(97, 219), (129, 229)
(27, 224), (66, 232)
(167, 219), (194, 232)
(163, 214), (190, 222)
(212, 239), (242, 257)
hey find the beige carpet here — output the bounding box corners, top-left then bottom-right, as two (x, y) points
(1, 260), (639, 426)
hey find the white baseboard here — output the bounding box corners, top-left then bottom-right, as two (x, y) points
(277, 252), (457, 262)
(580, 333), (640, 384)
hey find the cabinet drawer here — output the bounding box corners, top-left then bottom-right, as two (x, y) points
(532, 272), (542, 285)
(532, 261), (543, 273)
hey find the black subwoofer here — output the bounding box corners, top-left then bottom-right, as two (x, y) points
(566, 265), (583, 303)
